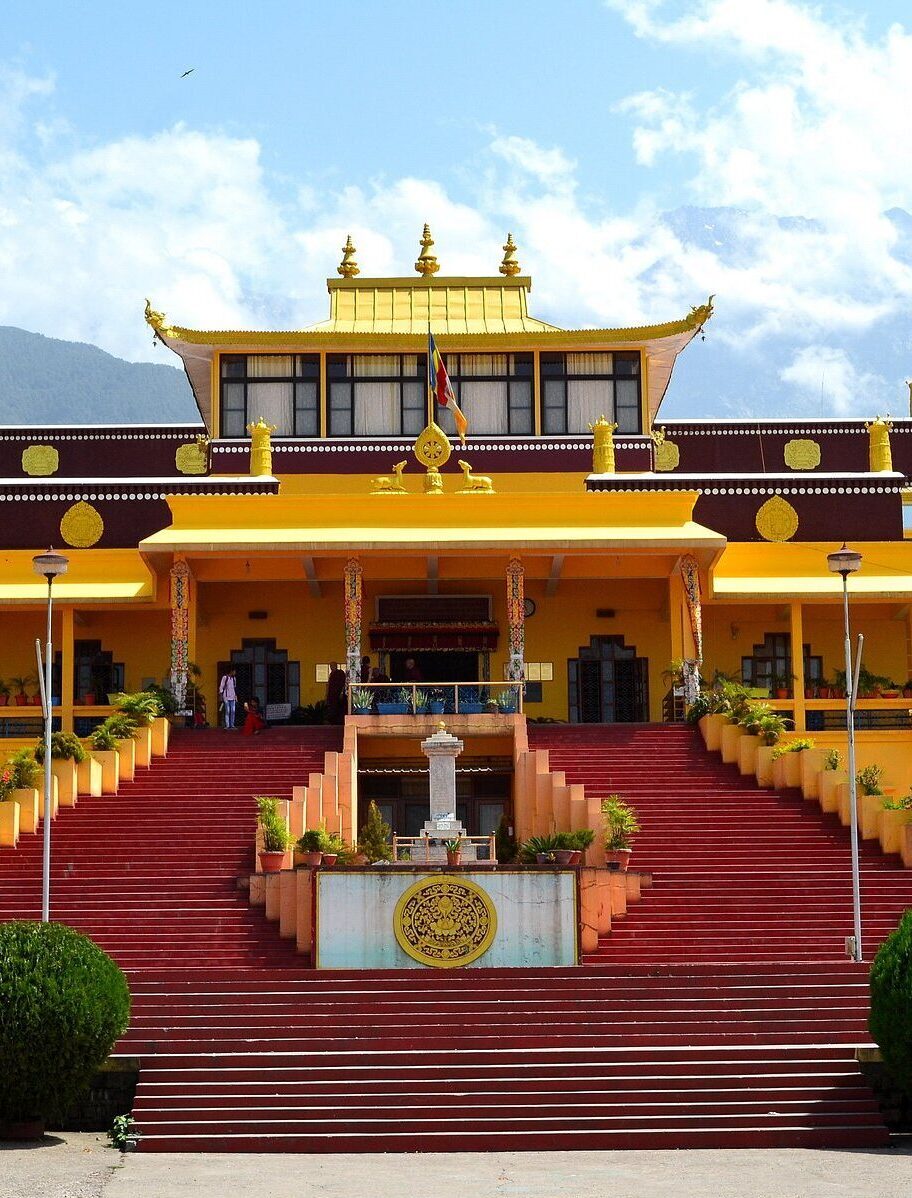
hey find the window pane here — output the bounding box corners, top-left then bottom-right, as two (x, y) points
(248, 381), (294, 435)
(329, 382), (352, 436)
(566, 352), (612, 375)
(461, 380), (508, 434)
(248, 355), (294, 378)
(402, 381), (425, 437)
(509, 381), (533, 435)
(567, 379), (613, 433)
(540, 353), (564, 376)
(294, 382), (318, 436)
(222, 383), (245, 411)
(512, 353), (534, 378)
(353, 355), (398, 377)
(614, 352), (640, 376)
(221, 356), (245, 379)
(222, 409), (246, 437)
(542, 380), (566, 433)
(296, 355), (319, 379)
(615, 379), (640, 433)
(328, 355), (350, 380)
(354, 381), (399, 435)
(459, 354), (508, 377)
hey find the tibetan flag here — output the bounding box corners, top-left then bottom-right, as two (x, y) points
(428, 331), (467, 443)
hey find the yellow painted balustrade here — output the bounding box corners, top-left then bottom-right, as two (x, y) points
(860, 793), (884, 840)
(11, 788), (38, 833)
(0, 800), (20, 847)
(902, 825), (912, 868)
(37, 776), (58, 821)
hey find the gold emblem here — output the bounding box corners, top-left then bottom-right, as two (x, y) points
(783, 439), (820, 470)
(22, 445), (59, 476)
(175, 442), (208, 475)
(654, 439), (680, 471)
(60, 501), (104, 548)
(414, 421), (451, 494)
(755, 495), (799, 543)
(394, 875), (497, 969)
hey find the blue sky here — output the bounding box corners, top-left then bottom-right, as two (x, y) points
(2, 0), (912, 420)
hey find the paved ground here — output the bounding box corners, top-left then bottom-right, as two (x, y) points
(2, 1135), (912, 1198)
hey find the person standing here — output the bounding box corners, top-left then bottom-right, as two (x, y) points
(326, 661), (347, 724)
(218, 667), (238, 729)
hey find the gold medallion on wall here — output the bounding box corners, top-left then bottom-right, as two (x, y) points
(654, 439), (680, 471)
(755, 495), (799, 542)
(783, 439), (820, 470)
(22, 445), (59, 476)
(394, 875), (497, 968)
(60, 501), (104, 548)
(175, 442), (208, 475)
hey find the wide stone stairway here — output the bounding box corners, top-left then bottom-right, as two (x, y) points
(1, 723), (907, 1150)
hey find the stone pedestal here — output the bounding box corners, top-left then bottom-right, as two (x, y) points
(419, 725), (474, 861)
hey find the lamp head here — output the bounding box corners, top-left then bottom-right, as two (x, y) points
(32, 548), (69, 583)
(827, 543), (862, 578)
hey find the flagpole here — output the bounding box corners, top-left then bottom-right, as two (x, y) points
(427, 323), (434, 428)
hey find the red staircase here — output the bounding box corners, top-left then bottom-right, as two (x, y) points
(1, 722), (903, 1150)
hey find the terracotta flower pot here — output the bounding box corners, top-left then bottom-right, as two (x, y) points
(776, 689), (789, 700)
(568, 850), (582, 865)
(554, 849), (574, 865)
(301, 850), (323, 867)
(259, 850), (286, 874)
(446, 850), (462, 866)
(322, 853), (338, 866)
(903, 687), (912, 698)
(0, 695), (7, 706)
(606, 848), (632, 872)
(14, 695), (27, 706)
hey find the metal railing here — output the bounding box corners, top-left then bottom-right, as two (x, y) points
(347, 680), (523, 716)
(392, 833), (497, 864)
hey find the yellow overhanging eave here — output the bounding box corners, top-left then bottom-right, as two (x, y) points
(713, 575), (912, 599)
(0, 581), (152, 604)
(0, 549), (156, 605)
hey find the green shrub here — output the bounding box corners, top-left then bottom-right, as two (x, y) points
(256, 796), (292, 853)
(7, 748), (41, 790)
(494, 813), (517, 863)
(882, 795), (912, 811)
(90, 723), (120, 751)
(108, 692), (163, 726)
(857, 764), (885, 796)
(824, 748), (843, 771)
(34, 731), (86, 764)
(869, 909), (912, 1095)
(684, 693), (710, 724)
(518, 833), (563, 863)
(103, 713), (139, 740)
(0, 922), (130, 1123)
(297, 827), (329, 852)
(755, 712), (790, 746)
(357, 800), (392, 862)
(771, 737), (815, 760)
(601, 795), (641, 851)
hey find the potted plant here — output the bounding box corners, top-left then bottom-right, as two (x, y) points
(6, 748), (41, 834)
(89, 722), (121, 794)
(881, 680), (901, 699)
(752, 711), (790, 786)
(662, 659), (685, 691)
(9, 675), (34, 707)
(773, 673), (795, 700)
(351, 687), (373, 715)
(427, 689), (446, 716)
(878, 794), (910, 854)
(321, 832), (349, 867)
(444, 836), (463, 866)
(411, 688), (430, 714)
(459, 686), (484, 715)
(297, 828), (327, 868)
(109, 691), (162, 768)
(35, 731), (86, 806)
(0, 763), (20, 847)
(601, 795), (640, 871)
(0, 679), (9, 707)
(565, 828), (595, 865)
(377, 687), (410, 716)
(256, 796), (292, 873)
(518, 833), (561, 863)
(496, 690), (517, 715)
(771, 737), (815, 789)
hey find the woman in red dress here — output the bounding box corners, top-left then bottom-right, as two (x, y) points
(242, 697), (267, 736)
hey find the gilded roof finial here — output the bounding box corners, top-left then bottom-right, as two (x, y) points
(499, 233), (521, 277)
(337, 234), (360, 278)
(144, 298), (171, 336)
(415, 223), (440, 276)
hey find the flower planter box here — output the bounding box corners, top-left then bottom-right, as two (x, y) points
(151, 716), (169, 757)
(879, 808), (910, 856)
(459, 702), (484, 714)
(703, 714), (729, 753)
(738, 734), (760, 776)
(0, 801), (20, 847)
(76, 755), (103, 797)
(37, 777), (58, 820)
(720, 722), (746, 764)
(772, 756), (788, 790)
(819, 769), (848, 813)
(133, 726), (153, 769)
(377, 703), (408, 715)
(801, 749), (827, 800)
(836, 782), (852, 827)
(428, 702), (445, 715)
(861, 793), (885, 840)
(901, 823), (912, 868)
(755, 745), (776, 788)
(117, 738), (136, 783)
(352, 707), (372, 716)
(51, 759), (78, 806)
(92, 750), (119, 795)
(11, 788), (38, 834)
(783, 751), (803, 790)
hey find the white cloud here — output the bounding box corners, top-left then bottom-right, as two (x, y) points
(779, 345), (892, 416)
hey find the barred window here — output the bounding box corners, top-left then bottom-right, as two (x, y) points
(541, 351), (641, 435)
(220, 355), (319, 438)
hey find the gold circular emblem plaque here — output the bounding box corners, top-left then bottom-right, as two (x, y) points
(783, 439), (821, 470)
(22, 445), (59, 476)
(60, 501), (104, 548)
(394, 875), (496, 968)
(755, 495), (799, 543)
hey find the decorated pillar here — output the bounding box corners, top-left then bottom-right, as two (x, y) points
(344, 558), (363, 682)
(169, 558), (193, 713)
(506, 557), (525, 683)
(589, 415), (617, 474)
(247, 418), (276, 477)
(790, 602), (806, 734)
(866, 417), (893, 473)
(678, 555), (703, 703)
(60, 606), (75, 734)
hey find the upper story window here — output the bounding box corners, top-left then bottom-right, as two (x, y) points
(220, 355), (319, 438)
(541, 351), (641, 435)
(328, 354), (427, 437)
(439, 353), (534, 437)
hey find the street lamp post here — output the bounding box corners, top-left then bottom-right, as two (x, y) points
(32, 548), (69, 923)
(827, 543), (863, 962)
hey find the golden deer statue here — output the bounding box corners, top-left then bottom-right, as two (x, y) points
(370, 461), (408, 494)
(457, 460), (494, 493)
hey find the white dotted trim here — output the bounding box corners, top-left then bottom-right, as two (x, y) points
(663, 423), (912, 437)
(0, 428), (205, 442)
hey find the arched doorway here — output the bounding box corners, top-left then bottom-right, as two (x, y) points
(568, 635), (649, 723)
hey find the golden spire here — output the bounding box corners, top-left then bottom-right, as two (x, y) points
(337, 234), (360, 278)
(415, 223), (440, 276)
(499, 233), (521, 277)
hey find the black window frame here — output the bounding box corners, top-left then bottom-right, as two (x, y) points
(219, 353), (320, 439)
(327, 353), (428, 438)
(443, 352), (535, 438)
(540, 350), (642, 435)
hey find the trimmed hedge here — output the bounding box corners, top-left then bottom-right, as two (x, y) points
(0, 922), (130, 1123)
(869, 908), (912, 1094)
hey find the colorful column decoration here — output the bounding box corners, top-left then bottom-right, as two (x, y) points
(169, 559), (192, 712)
(344, 558), (363, 682)
(506, 557), (525, 683)
(679, 554), (703, 703)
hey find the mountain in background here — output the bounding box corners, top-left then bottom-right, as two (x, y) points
(0, 326), (199, 426)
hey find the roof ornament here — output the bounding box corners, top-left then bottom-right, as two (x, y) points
(589, 415), (618, 474)
(337, 234), (360, 279)
(865, 416), (893, 473)
(144, 298), (172, 337)
(499, 233), (521, 277)
(690, 294), (715, 341)
(415, 224), (440, 276)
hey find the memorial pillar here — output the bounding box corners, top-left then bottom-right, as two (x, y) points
(344, 558), (363, 682)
